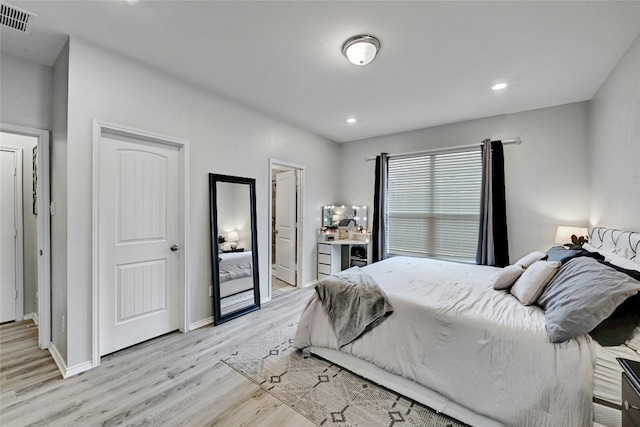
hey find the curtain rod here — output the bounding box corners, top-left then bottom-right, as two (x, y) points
(364, 137), (522, 162)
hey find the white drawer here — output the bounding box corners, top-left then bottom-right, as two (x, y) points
(318, 273), (330, 282)
(318, 263), (332, 275)
(318, 243), (331, 254)
(318, 253), (331, 265)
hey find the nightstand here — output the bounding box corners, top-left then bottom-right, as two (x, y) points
(618, 358), (640, 427)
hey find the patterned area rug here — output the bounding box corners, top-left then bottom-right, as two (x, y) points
(223, 322), (467, 427)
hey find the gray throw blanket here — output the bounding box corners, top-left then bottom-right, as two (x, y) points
(315, 267), (393, 347)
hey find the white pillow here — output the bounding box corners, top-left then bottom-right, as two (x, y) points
(616, 247), (635, 260)
(583, 242), (613, 261)
(514, 251), (547, 269)
(607, 252), (640, 272)
(491, 265), (526, 290)
(510, 260), (561, 305)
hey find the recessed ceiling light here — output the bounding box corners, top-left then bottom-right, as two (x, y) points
(492, 83), (508, 91)
(346, 118), (357, 124)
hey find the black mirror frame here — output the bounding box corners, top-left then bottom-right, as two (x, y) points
(209, 173), (260, 325)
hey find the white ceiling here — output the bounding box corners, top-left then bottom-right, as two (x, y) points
(2, 1), (639, 143)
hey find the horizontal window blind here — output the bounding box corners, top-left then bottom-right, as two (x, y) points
(387, 148), (482, 262)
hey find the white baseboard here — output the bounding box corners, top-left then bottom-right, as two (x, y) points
(23, 312), (39, 326)
(48, 343), (67, 377)
(302, 280), (317, 288)
(66, 360), (93, 378)
(48, 343), (93, 379)
(189, 316), (213, 331)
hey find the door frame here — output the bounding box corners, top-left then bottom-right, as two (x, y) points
(92, 120), (190, 367)
(0, 146), (24, 323)
(268, 159), (304, 300)
(0, 123), (51, 350)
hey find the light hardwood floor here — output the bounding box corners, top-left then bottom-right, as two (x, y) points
(0, 320), (62, 403)
(1, 287), (317, 427)
(271, 275), (298, 299)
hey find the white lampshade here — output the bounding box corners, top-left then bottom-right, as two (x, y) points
(226, 231), (239, 242)
(342, 35), (380, 66)
(554, 226), (588, 244)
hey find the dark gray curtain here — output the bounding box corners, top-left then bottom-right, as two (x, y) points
(372, 153), (389, 262)
(476, 140), (509, 266)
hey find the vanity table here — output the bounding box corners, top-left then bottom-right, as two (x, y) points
(317, 233), (372, 281)
(318, 204), (371, 281)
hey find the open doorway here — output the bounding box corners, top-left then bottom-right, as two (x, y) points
(269, 159), (304, 300)
(0, 124), (51, 350)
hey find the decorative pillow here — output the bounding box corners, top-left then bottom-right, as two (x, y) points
(514, 251), (547, 269)
(537, 257), (640, 343)
(491, 265), (525, 290)
(510, 261), (561, 305)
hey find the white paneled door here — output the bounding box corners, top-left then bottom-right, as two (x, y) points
(98, 133), (180, 356)
(0, 149), (18, 323)
(275, 170), (296, 285)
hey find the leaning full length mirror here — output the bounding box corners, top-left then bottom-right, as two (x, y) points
(209, 174), (260, 325)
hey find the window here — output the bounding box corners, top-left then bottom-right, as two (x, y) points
(387, 148), (482, 263)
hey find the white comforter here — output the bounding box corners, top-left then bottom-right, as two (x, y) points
(294, 257), (595, 427)
(218, 251), (252, 283)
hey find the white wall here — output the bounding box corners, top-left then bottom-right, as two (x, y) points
(62, 37), (339, 367)
(0, 132), (38, 315)
(0, 53), (53, 130)
(51, 41), (70, 361)
(588, 35), (640, 232)
(339, 102), (591, 261)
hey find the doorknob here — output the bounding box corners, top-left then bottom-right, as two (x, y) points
(170, 244), (179, 252)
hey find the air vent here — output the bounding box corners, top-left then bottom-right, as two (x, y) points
(1, 2), (36, 34)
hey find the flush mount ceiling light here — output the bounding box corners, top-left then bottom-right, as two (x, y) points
(342, 35), (380, 66)
(346, 118), (357, 124)
(492, 82), (508, 91)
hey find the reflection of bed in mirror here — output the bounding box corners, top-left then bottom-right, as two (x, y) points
(218, 250), (255, 315)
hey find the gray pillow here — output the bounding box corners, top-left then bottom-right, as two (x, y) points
(537, 257), (640, 343)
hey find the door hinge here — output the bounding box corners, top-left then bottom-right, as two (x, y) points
(40, 249), (43, 256)
(13, 166), (17, 176)
(15, 289), (18, 299)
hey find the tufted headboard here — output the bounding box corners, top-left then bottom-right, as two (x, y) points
(588, 227), (640, 262)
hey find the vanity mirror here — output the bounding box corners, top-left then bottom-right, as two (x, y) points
(209, 174), (260, 325)
(322, 205), (368, 230)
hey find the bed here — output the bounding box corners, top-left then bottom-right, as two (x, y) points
(218, 251), (255, 314)
(294, 227), (640, 427)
